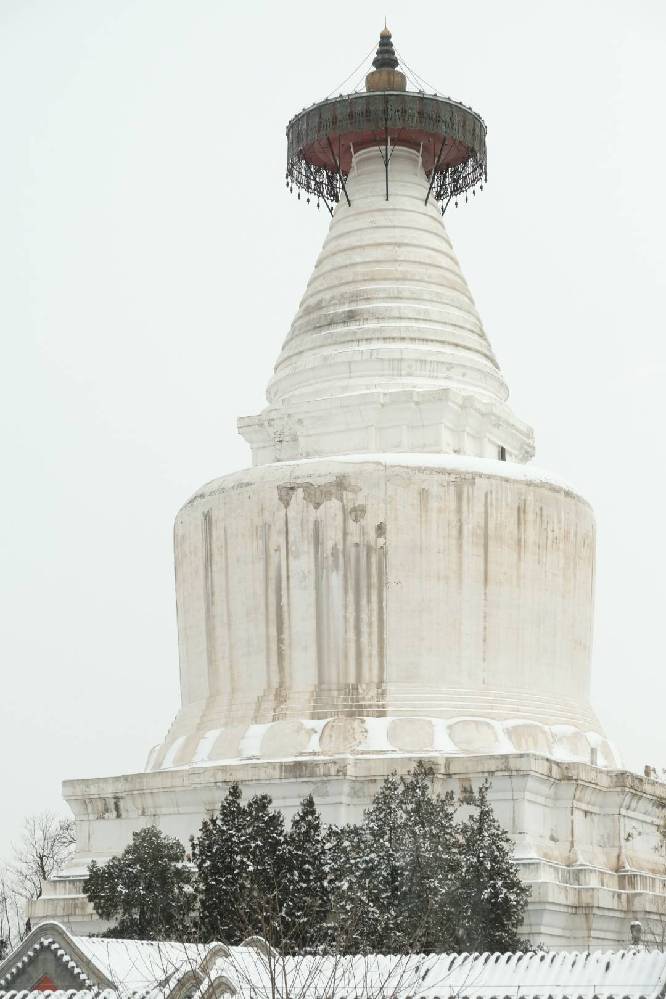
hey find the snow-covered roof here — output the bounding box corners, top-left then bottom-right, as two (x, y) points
(197, 949), (666, 999)
(0, 992), (115, 999)
(70, 936), (222, 996)
(2, 924), (666, 999)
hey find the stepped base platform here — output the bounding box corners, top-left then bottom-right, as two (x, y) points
(31, 753), (666, 949)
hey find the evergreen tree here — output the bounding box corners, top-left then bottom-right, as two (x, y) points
(245, 792), (287, 903)
(327, 762), (460, 953)
(190, 783), (252, 943)
(191, 784), (289, 944)
(326, 820), (374, 952)
(84, 826), (196, 939)
(281, 794), (331, 951)
(85, 772), (529, 953)
(454, 781), (529, 953)
(244, 792), (287, 943)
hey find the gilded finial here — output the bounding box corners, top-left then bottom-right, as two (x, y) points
(365, 23), (406, 91)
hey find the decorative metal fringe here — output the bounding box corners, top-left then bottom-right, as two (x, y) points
(287, 154), (342, 205)
(287, 150), (486, 206)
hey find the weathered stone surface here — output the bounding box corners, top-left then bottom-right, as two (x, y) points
(144, 454), (606, 771)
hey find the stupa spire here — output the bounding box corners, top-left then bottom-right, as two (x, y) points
(241, 33), (532, 465)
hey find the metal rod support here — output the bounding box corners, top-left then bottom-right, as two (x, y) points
(384, 114), (389, 201)
(326, 137), (351, 207)
(425, 136), (447, 205)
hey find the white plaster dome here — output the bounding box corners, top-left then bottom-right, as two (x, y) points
(147, 454), (617, 773)
(239, 148), (534, 465)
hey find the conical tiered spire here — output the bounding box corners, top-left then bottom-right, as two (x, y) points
(239, 147), (533, 465)
(241, 27), (530, 465)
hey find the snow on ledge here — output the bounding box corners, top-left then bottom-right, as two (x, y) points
(265, 452), (584, 497)
(185, 454), (587, 515)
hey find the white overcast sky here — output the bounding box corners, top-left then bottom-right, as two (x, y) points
(1, 0), (665, 858)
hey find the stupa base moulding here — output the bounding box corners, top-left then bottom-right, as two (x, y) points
(32, 753), (666, 950)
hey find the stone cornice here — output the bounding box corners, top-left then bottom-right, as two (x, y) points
(61, 752), (666, 802)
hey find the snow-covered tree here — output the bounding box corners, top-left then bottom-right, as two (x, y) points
(281, 794), (331, 951)
(327, 762), (461, 953)
(192, 784), (289, 945)
(84, 826), (196, 939)
(454, 781), (529, 952)
(190, 784), (252, 943)
(192, 787), (333, 951)
(245, 792), (287, 907)
(82, 771), (528, 953)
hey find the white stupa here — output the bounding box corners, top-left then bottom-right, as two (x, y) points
(151, 142), (607, 773)
(34, 28), (666, 948)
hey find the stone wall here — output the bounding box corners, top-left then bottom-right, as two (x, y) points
(31, 753), (666, 948)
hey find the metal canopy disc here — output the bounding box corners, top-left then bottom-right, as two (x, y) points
(285, 90), (487, 206)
